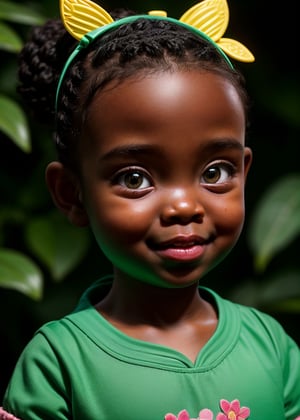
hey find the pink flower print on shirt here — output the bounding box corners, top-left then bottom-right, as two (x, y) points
(0, 408), (21, 420)
(198, 409), (214, 420)
(165, 408), (214, 420)
(216, 399), (250, 420)
(165, 410), (191, 420)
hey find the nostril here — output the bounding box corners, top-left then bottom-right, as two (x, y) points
(170, 212), (203, 224)
(160, 202), (204, 225)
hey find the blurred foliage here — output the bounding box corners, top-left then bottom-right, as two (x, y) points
(249, 175), (300, 273)
(0, 1), (92, 300)
(0, 0), (299, 399)
(0, 248), (42, 300)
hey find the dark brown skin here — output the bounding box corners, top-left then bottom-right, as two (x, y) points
(46, 70), (252, 363)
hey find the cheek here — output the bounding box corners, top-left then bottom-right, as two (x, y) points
(207, 192), (245, 270)
(88, 197), (155, 245)
(86, 198), (158, 279)
(210, 190), (245, 235)
(222, 206), (245, 239)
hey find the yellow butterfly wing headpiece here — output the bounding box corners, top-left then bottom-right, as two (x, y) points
(179, 0), (254, 62)
(180, 0), (229, 41)
(56, 0), (254, 110)
(61, 0), (113, 40)
(60, 0), (254, 62)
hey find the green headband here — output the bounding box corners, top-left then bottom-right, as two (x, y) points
(55, 15), (234, 111)
(55, 0), (254, 112)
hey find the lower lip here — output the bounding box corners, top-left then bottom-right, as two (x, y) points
(156, 245), (205, 262)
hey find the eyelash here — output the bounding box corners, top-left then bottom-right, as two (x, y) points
(112, 167), (153, 191)
(111, 161), (236, 192)
(201, 161), (236, 185)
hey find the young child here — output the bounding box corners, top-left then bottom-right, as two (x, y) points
(1, 0), (300, 418)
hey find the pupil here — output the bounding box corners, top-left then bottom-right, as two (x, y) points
(206, 167), (220, 182)
(125, 172), (142, 188)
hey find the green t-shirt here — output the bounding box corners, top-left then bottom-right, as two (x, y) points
(3, 277), (300, 419)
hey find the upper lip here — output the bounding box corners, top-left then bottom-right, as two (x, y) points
(150, 235), (209, 250)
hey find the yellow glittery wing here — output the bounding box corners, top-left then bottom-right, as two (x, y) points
(218, 38), (254, 62)
(180, 0), (254, 62)
(179, 0), (228, 42)
(60, 0), (114, 40)
(60, 0), (254, 62)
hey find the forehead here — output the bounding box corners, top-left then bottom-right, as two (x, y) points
(82, 70), (245, 157)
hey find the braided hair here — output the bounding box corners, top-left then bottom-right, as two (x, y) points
(18, 9), (249, 168)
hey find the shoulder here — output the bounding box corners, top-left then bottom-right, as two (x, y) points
(236, 301), (296, 344)
(206, 287), (299, 356)
(2, 307), (98, 419)
(2, 320), (72, 418)
(28, 276), (112, 350)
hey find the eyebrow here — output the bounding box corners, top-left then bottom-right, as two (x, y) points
(99, 144), (162, 162)
(99, 138), (244, 162)
(204, 139), (245, 153)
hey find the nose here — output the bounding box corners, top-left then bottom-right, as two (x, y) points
(160, 187), (204, 225)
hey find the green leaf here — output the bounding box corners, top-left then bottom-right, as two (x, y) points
(258, 269), (300, 304)
(269, 299), (300, 313)
(248, 174), (300, 272)
(0, 1), (45, 25)
(0, 21), (22, 52)
(25, 213), (91, 281)
(0, 248), (43, 300)
(259, 269), (300, 313)
(0, 94), (31, 152)
(229, 269), (300, 312)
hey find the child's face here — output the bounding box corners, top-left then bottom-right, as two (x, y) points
(78, 70), (252, 288)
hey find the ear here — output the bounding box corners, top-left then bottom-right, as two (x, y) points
(243, 147), (252, 181)
(45, 161), (89, 227)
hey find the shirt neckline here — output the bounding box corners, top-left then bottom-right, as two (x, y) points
(68, 277), (241, 370)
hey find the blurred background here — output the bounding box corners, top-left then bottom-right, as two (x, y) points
(0, 0), (299, 400)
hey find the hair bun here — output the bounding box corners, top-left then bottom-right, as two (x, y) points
(17, 19), (76, 125)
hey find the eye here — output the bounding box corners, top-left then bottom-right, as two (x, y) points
(117, 169), (152, 190)
(202, 162), (234, 184)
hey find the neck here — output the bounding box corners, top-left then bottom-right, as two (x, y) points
(96, 270), (213, 327)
